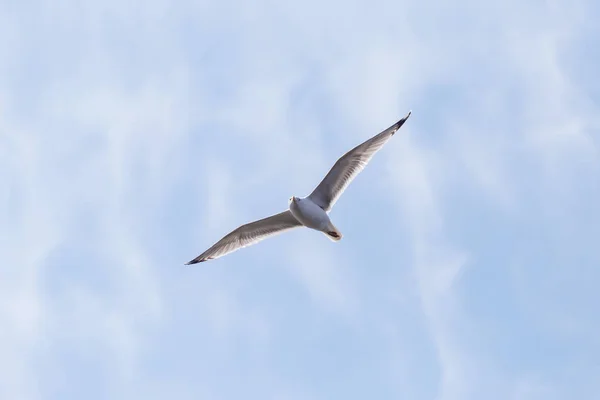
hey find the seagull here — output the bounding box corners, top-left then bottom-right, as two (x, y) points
(185, 111), (412, 264)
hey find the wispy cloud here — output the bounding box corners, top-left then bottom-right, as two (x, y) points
(1, 0), (599, 398)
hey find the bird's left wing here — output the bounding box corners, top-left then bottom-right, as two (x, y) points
(185, 210), (302, 264)
(308, 111), (411, 212)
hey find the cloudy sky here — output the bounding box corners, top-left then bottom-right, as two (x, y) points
(1, 0), (599, 399)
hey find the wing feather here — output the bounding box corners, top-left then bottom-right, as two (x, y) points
(308, 111), (411, 211)
(185, 210), (302, 264)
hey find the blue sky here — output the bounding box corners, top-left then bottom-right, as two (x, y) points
(1, 0), (599, 399)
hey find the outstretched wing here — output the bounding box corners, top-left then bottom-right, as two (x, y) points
(185, 210), (302, 264)
(308, 111), (411, 212)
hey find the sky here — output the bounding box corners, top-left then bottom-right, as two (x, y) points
(1, 0), (599, 399)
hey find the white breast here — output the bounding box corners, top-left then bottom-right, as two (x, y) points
(289, 197), (331, 231)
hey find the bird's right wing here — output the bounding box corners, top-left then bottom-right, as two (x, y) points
(308, 111), (411, 212)
(185, 210), (302, 264)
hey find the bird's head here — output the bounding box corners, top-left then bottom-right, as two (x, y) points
(288, 196), (298, 205)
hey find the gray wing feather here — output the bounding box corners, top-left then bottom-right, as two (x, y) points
(185, 210), (302, 264)
(308, 111), (411, 212)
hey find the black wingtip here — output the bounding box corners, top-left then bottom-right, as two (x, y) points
(184, 256), (211, 265)
(391, 110), (412, 133)
(399, 110), (412, 124)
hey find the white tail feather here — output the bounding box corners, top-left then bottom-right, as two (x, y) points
(323, 223), (343, 242)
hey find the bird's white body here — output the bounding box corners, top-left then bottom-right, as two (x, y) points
(289, 197), (342, 240)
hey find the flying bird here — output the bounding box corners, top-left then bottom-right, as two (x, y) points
(185, 111), (412, 264)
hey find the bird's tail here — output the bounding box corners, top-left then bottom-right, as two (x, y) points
(324, 222), (343, 242)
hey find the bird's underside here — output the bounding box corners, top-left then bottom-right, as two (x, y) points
(185, 110), (411, 264)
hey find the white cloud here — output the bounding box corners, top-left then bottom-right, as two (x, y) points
(0, 52), (190, 399)
(1, 0), (600, 398)
(283, 236), (359, 317)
